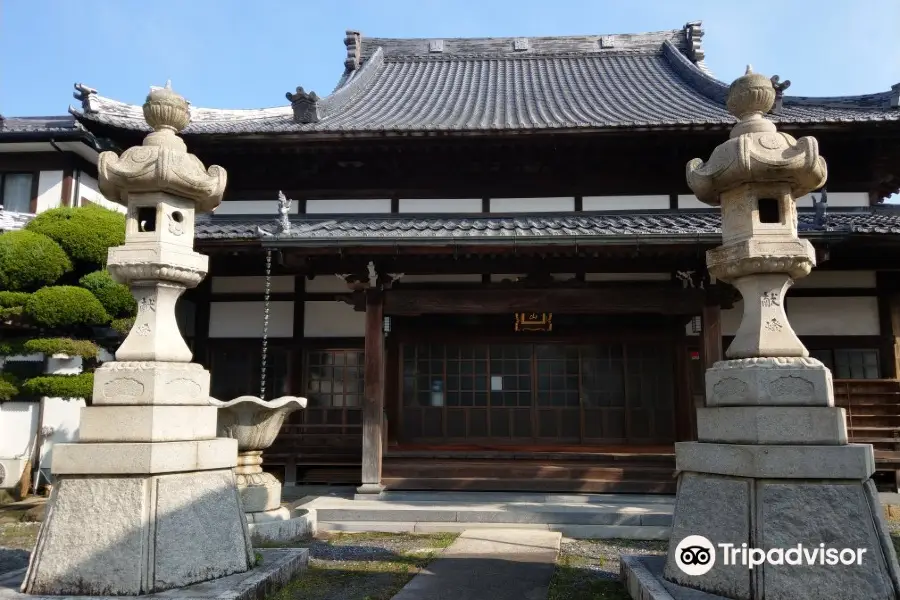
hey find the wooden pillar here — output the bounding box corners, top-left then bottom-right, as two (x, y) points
(876, 272), (900, 379)
(358, 289), (385, 495)
(701, 303), (723, 371)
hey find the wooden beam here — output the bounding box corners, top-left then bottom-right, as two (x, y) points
(383, 286), (705, 316)
(358, 289), (385, 495)
(701, 304), (723, 371)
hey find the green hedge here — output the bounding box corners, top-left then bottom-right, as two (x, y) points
(22, 338), (100, 359)
(0, 230), (72, 291)
(0, 372), (19, 402)
(24, 286), (110, 328)
(111, 316), (135, 337)
(0, 291), (30, 307)
(21, 373), (93, 400)
(25, 205), (125, 268)
(79, 270), (136, 318)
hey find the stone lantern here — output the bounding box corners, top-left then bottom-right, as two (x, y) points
(652, 68), (900, 600)
(21, 83), (254, 596)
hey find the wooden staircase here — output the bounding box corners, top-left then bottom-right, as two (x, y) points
(834, 379), (900, 491)
(382, 449), (677, 494)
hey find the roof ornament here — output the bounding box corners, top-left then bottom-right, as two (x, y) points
(770, 75), (791, 113)
(286, 86), (321, 124)
(684, 20), (704, 62)
(344, 30), (362, 71)
(73, 83), (100, 113)
(276, 191), (292, 233)
(812, 188), (828, 228)
(890, 83), (900, 109)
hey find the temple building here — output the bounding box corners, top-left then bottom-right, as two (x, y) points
(3, 22), (900, 494)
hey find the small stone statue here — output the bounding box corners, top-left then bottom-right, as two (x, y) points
(813, 188), (828, 228)
(277, 190), (292, 233)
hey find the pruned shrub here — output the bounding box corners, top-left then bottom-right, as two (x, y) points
(110, 316), (135, 337)
(21, 373), (93, 399)
(22, 338), (100, 359)
(79, 270), (136, 318)
(25, 205), (125, 268)
(0, 230), (72, 291)
(24, 286), (110, 328)
(0, 291), (30, 307)
(0, 372), (19, 401)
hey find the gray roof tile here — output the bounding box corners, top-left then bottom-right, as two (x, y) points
(67, 27), (899, 136)
(195, 209), (900, 244)
(0, 210), (34, 232)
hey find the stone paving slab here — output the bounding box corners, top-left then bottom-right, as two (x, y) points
(318, 521), (672, 540)
(0, 549), (307, 600)
(390, 529), (561, 600)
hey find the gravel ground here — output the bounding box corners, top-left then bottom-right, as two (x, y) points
(561, 538), (667, 580)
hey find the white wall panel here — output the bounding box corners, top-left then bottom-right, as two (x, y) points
(214, 200), (300, 215)
(787, 297), (879, 336)
(796, 192), (868, 208)
(490, 197), (574, 213)
(402, 274), (483, 283)
(35, 170), (64, 212)
(583, 195), (669, 211)
(77, 173), (124, 213)
(491, 273), (526, 283)
(0, 402), (38, 459)
(209, 301), (294, 337)
(304, 301), (365, 337)
(678, 194), (709, 210)
(211, 276), (295, 294)
(585, 273), (671, 282)
(791, 271), (876, 289)
(398, 198), (482, 213)
(306, 275), (352, 293)
(306, 199), (391, 214)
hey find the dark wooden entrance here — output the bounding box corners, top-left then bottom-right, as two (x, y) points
(398, 340), (676, 445)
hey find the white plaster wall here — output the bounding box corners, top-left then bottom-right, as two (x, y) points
(0, 402), (38, 460)
(76, 172), (124, 213)
(583, 195), (669, 211)
(38, 397), (86, 468)
(491, 273), (526, 283)
(304, 301), (366, 337)
(306, 199), (392, 214)
(585, 273), (671, 282)
(403, 274), (483, 283)
(796, 192), (868, 208)
(209, 301), (294, 337)
(398, 198), (482, 213)
(211, 276), (295, 294)
(490, 197), (575, 213)
(35, 170), (64, 212)
(306, 275), (352, 293)
(213, 200), (301, 215)
(678, 194), (709, 210)
(787, 297), (880, 336)
(791, 271), (875, 289)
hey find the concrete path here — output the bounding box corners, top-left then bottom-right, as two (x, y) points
(390, 529), (561, 600)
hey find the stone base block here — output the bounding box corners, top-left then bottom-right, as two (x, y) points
(239, 471), (282, 513)
(92, 361), (211, 406)
(706, 358), (833, 406)
(21, 469), (254, 595)
(356, 483), (385, 496)
(78, 405), (218, 442)
(675, 442), (874, 479)
(52, 439), (237, 475)
(660, 472), (900, 600)
(247, 508), (316, 543)
(696, 406), (847, 445)
(3, 548), (307, 600)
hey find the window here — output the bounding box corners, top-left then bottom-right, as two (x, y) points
(809, 348), (880, 379)
(1, 173), (34, 213)
(305, 349), (364, 408)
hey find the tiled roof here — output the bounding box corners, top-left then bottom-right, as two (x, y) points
(0, 210), (33, 232)
(194, 209), (900, 245)
(68, 25), (900, 137)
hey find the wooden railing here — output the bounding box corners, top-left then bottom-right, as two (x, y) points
(834, 379), (900, 491)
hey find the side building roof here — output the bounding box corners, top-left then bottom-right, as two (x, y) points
(67, 22), (900, 137)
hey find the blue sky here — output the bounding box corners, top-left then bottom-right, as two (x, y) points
(1, 0), (898, 116)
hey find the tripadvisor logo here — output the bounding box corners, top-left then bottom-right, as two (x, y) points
(674, 535), (868, 576)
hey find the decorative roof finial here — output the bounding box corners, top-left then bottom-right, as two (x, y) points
(725, 66), (777, 138)
(770, 75), (791, 113)
(286, 86), (321, 124)
(277, 190), (292, 233)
